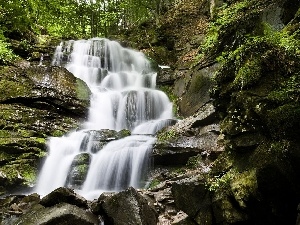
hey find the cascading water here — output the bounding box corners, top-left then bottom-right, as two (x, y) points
(35, 38), (174, 200)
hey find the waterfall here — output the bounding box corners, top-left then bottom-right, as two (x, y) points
(35, 38), (174, 200)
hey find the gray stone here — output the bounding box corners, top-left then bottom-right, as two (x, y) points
(15, 203), (99, 225)
(153, 131), (222, 166)
(65, 153), (91, 188)
(40, 187), (88, 209)
(157, 66), (176, 85)
(100, 187), (158, 225)
(177, 64), (220, 117)
(171, 177), (212, 219)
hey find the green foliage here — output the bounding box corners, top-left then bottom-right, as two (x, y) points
(157, 128), (177, 141)
(232, 57), (261, 90)
(0, 40), (19, 65)
(265, 103), (300, 138)
(206, 170), (233, 192)
(0, 0), (171, 44)
(211, 21), (300, 94)
(51, 130), (65, 137)
(197, 0), (263, 61)
(148, 178), (160, 189)
(268, 74), (300, 103)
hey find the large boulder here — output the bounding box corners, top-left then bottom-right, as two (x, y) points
(176, 64), (220, 117)
(15, 203), (99, 225)
(40, 187), (88, 209)
(94, 187), (158, 225)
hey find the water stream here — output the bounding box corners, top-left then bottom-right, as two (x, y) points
(35, 38), (173, 200)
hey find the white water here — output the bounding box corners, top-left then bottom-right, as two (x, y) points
(35, 38), (173, 200)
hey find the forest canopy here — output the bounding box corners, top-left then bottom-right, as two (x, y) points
(0, 0), (174, 64)
(0, 0), (173, 39)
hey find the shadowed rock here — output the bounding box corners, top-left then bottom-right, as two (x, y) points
(95, 187), (158, 225)
(40, 187), (88, 209)
(15, 203), (99, 225)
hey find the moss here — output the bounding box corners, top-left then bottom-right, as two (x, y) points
(51, 130), (65, 137)
(20, 163), (37, 186)
(0, 161), (37, 187)
(76, 78), (90, 100)
(267, 74), (300, 103)
(247, 141), (292, 175)
(117, 129), (131, 138)
(207, 169), (234, 192)
(265, 103), (300, 139)
(157, 128), (178, 142)
(230, 169), (257, 208)
(0, 152), (15, 162)
(74, 164), (89, 181)
(17, 129), (35, 138)
(0, 80), (29, 100)
(0, 130), (11, 138)
(148, 179), (161, 189)
(232, 57), (261, 90)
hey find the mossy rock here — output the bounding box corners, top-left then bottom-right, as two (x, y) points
(0, 64), (90, 195)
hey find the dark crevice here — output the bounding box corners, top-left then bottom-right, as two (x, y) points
(0, 96), (86, 118)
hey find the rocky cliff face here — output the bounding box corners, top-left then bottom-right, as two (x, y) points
(0, 62), (90, 195)
(145, 0), (300, 224)
(116, 0), (300, 224)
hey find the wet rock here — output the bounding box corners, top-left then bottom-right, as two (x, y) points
(87, 129), (131, 142)
(99, 187), (158, 225)
(0, 193), (41, 224)
(0, 64), (90, 194)
(231, 132), (264, 151)
(65, 153), (91, 189)
(172, 215), (197, 225)
(154, 103), (223, 166)
(40, 187), (88, 209)
(190, 103), (217, 128)
(83, 129), (131, 153)
(15, 202), (99, 225)
(153, 131), (221, 166)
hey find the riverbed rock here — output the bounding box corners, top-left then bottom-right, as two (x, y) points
(0, 193), (41, 224)
(65, 153), (91, 189)
(15, 202), (99, 225)
(40, 187), (88, 209)
(98, 187), (158, 225)
(157, 66), (176, 85)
